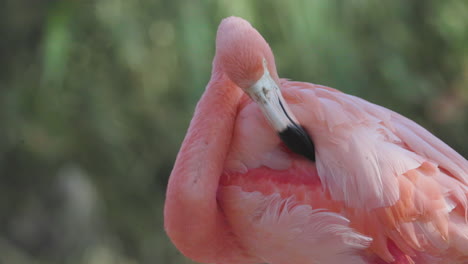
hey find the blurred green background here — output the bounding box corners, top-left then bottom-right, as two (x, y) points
(1, 0), (467, 263)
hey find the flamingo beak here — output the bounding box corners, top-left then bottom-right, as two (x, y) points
(246, 62), (316, 161)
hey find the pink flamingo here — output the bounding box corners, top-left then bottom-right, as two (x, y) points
(164, 17), (468, 264)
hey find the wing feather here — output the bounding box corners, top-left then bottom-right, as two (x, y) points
(282, 80), (468, 259)
(282, 80), (468, 211)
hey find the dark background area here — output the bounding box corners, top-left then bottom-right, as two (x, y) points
(1, 1), (467, 263)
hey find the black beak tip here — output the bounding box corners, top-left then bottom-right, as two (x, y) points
(278, 124), (316, 161)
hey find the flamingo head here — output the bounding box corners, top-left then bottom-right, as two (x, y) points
(215, 17), (315, 161)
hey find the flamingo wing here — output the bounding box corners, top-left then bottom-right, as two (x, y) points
(282, 80), (468, 260)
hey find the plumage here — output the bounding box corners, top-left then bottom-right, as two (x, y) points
(165, 17), (468, 264)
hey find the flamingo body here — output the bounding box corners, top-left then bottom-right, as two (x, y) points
(165, 17), (468, 264)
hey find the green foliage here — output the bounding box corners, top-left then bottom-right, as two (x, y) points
(1, 1), (467, 263)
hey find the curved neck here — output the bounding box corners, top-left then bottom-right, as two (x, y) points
(164, 72), (243, 262)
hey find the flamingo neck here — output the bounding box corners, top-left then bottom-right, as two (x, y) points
(164, 72), (244, 262)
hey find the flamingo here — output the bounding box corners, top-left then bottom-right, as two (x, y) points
(164, 17), (468, 264)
